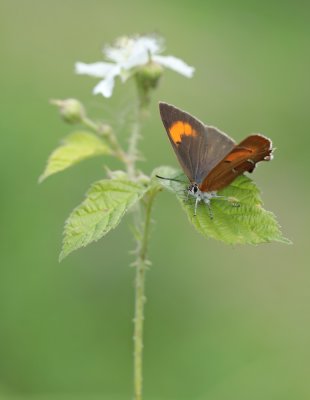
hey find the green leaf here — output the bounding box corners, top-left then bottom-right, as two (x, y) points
(154, 167), (291, 245)
(39, 131), (112, 182)
(60, 176), (148, 261)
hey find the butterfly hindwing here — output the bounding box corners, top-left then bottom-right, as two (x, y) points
(199, 134), (273, 192)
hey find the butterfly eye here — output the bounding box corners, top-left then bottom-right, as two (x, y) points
(193, 186), (198, 193)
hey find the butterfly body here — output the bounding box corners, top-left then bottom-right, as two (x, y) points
(187, 184), (222, 218)
(159, 102), (273, 217)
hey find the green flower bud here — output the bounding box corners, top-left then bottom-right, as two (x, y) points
(135, 61), (164, 89)
(50, 98), (86, 124)
(134, 61), (164, 108)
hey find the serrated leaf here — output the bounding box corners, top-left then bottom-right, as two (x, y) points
(39, 131), (112, 182)
(60, 177), (148, 261)
(155, 167), (291, 245)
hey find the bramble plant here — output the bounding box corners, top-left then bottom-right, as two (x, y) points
(40, 34), (290, 400)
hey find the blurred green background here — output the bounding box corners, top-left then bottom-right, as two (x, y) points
(1, 0), (309, 399)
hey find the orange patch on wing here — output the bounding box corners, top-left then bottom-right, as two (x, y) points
(169, 121), (197, 144)
(224, 148), (252, 162)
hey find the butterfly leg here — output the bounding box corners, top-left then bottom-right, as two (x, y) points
(194, 196), (200, 216)
(201, 196), (214, 220)
(211, 194), (240, 208)
(185, 189), (190, 202)
(206, 201), (214, 220)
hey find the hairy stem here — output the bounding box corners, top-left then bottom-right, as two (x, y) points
(84, 99), (153, 400)
(126, 100), (155, 400)
(133, 189), (157, 400)
(127, 107), (143, 179)
(82, 116), (128, 164)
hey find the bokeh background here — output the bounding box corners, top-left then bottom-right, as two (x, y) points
(1, 0), (309, 399)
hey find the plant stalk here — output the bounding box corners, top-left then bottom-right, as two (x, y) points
(82, 116), (128, 164)
(127, 99), (154, 400)
(85, 97), (154, 400)
(133, 189), (157, 400)
(127, 106), (144, 180)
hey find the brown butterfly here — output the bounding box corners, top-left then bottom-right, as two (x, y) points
(158, 102), (273, 218)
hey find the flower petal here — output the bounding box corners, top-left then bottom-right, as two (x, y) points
(153, 55), (195, 78)
(93, 78), (115, 97)
(104, 44), (127, 64)
(75, 62), (115, 78)
(124, 36), (163, 69)
(92, 65), (121, 97)
(104, 35), (164, 71)
(134, 36), (163, 56)
(122, 52), (149, 70)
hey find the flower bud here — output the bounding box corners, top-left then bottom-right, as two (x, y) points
(134, 61), (164, 107)
(135, 61), (163, 89)
(50, 98), (86, 124)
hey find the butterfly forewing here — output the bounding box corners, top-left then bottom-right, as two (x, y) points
(159, 102), (235, 184)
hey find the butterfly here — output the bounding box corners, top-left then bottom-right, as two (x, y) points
(158, 102), (273, 218)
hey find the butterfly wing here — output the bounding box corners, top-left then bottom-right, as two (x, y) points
(199, 134), (273, 192)
(159, 102), (235, 183)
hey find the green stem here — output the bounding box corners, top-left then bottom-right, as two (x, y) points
(82, 116), (128, 164)
(126, 100), (154, 400)
(84, 97), (154, 400)
(81, 116), (98, 132)
(133, 189), (157, 400)
(127, 107), (143, 179)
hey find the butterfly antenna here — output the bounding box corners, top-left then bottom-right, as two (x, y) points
(155, 175), (185, 183)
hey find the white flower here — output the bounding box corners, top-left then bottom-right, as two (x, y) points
(75, 35), (195, 97)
